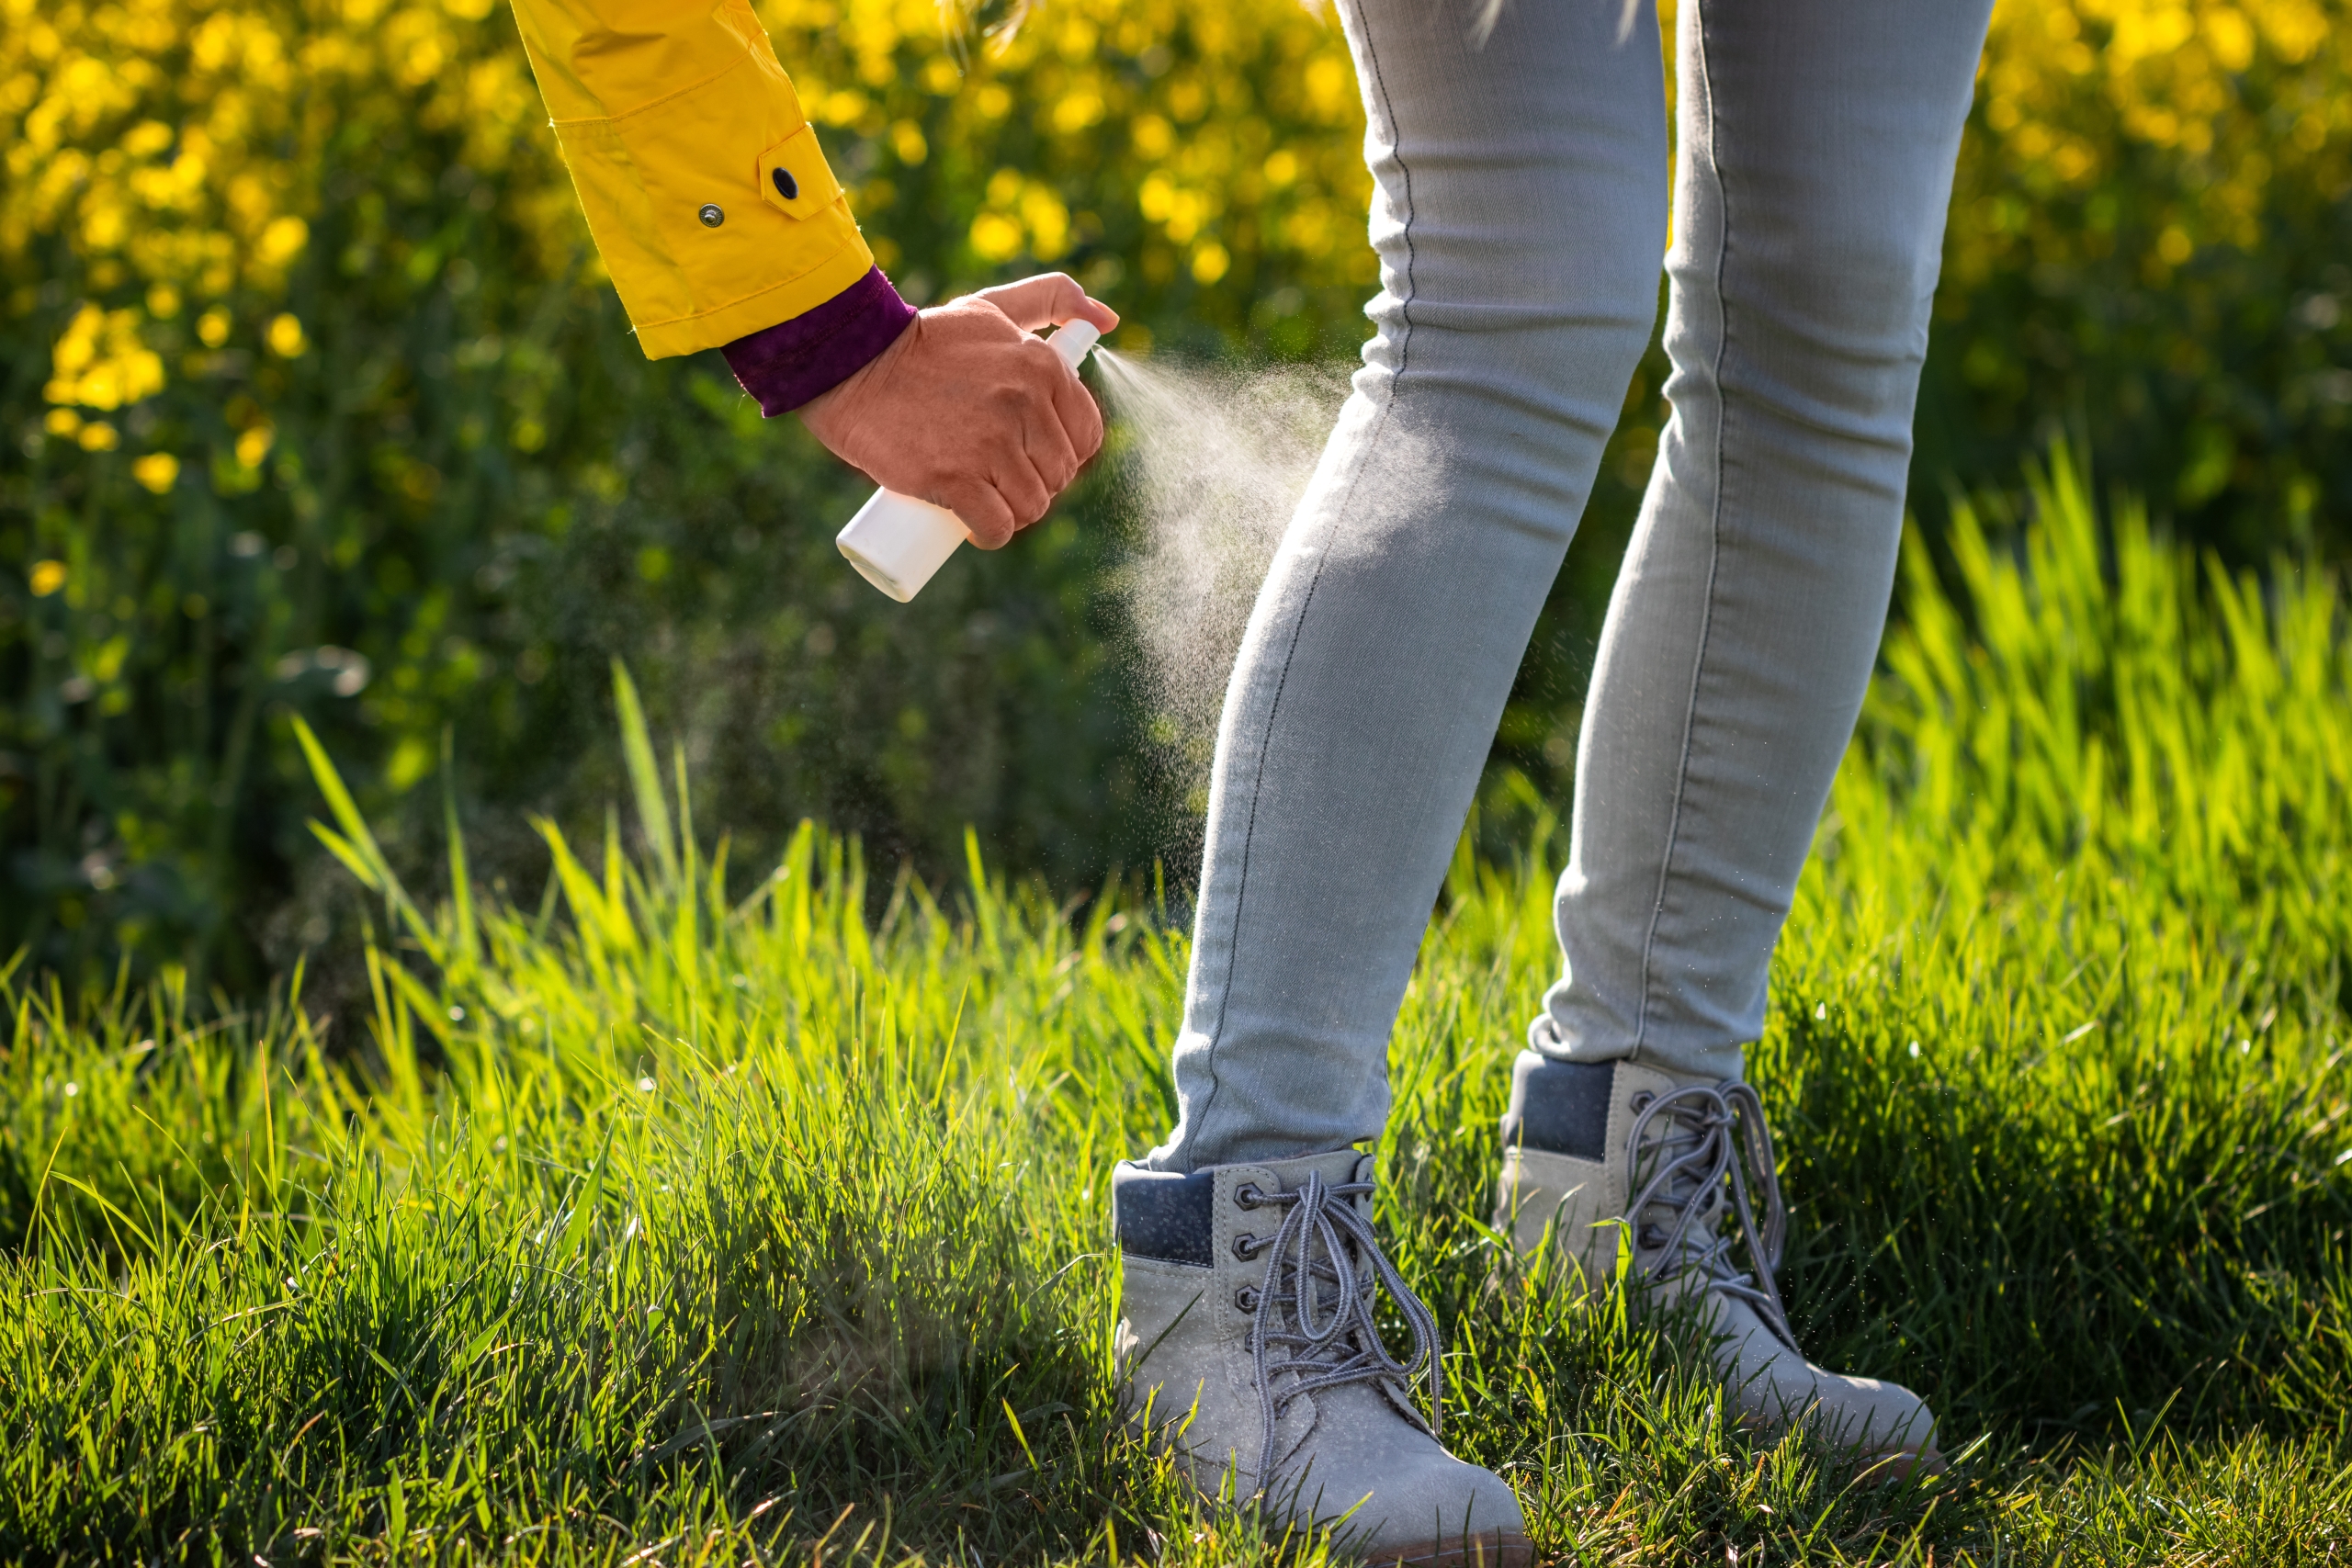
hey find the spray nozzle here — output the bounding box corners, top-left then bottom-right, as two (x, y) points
(1048, 319), (1102, 368)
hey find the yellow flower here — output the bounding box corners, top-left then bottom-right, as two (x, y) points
(257, 214), (309, 268)
(44, 408), (82, 436)
(123, 119), (174, 157)
(198, 310), (231, 348)
(266, 312), (307, 356)
(235, 425), (274, 468)
(969, 212), (1023, 263)
(78, 421), (119, 450)
(1305, 56), (1351, 118)
(1190, 242), (1231, 285)
(1163, 187), (1207, 244)
(2204, 6), (2255, 70)
(1019, 184), (1070, 260)
(51, 304), (104, 376)
(29, 560), (67, 597)
(46, 304), (165, 410)
(1132, 115), (1174, 159)
(132, 453), (180, 493)
(1052, 89), (1104, 133)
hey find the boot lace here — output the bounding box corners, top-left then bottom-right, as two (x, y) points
(1239, 1168), (1443, 1487)
(1623, 1081), (1799, 1353)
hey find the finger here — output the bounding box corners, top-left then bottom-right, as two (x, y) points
(1023, 379), (1084, 496)
(974, 272), (1119, 335)
(973, 273), (1085, 332)
(1047, 354), (1105, 466)
(990, 449), (1057, 533)
(935, 479), (1017, 550)
(1010, 336), (1084, 489)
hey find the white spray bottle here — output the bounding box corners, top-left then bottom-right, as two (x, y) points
(834, 320), (1102, 602)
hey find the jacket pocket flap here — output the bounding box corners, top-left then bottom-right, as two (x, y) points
(758, 124), (842, 220)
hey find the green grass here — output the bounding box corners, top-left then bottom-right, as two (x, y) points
(6, 447), (2352, 1564)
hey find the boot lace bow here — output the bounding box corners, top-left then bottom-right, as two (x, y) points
(1239, 1169), (1442, 1487)
(1623, 1081), (1799, 1352)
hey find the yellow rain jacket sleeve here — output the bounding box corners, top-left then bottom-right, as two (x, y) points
(509, 0), (876, 359)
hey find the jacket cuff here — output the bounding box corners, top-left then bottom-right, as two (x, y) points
(721, 267), (918, 415)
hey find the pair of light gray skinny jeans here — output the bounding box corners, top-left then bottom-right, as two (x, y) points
(1146, 0), (1995, 1172)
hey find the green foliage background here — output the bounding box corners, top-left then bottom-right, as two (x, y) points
(3, 0), (2348, 987)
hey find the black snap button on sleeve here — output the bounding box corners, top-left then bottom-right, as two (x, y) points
(771, 167), (798, 201)
(698, 204), (724, 228)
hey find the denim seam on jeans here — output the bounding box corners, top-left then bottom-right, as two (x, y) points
(1190, 2), (1421, 1164)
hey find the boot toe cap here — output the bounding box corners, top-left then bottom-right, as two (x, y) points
(1730, 1362), (1939, 1465)
(1317, 1450), (1529, 1567)
(1810, 1370), (1939, 1461)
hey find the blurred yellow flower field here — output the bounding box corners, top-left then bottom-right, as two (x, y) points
(8, 0), (2346, 413)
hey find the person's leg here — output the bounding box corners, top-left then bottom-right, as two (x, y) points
(1537, 0), (1995, 1077)
(1146, 0), (1668, 1175)
(1498, 0), (1994, 1472)
(1115, 3), (1665, 1551)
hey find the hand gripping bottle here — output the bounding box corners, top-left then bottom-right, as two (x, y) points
(833, 320), (1102, 602)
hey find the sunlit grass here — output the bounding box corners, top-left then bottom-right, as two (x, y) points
(6, 452), (2351, 1563)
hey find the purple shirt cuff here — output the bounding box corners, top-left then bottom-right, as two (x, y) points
(720, 267), (919, 415)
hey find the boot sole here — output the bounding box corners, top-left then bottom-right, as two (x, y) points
(1363, 1529), (1534, 1568)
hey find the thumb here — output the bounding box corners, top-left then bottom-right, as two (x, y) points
(974, 272), (1120, 335)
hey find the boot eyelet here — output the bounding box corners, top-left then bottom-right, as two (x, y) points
(1234, 1286), (1260, 1313)
(1232, 1232), (1264, 1260)
(1235, 1182), (1264, 1210)
(1630, 1091), (1655, 1111)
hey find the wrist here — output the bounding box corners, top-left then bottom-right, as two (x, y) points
(722, 268), (919, 416)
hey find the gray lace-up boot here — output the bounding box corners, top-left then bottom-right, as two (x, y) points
(1114, 1149), (1530, 1566)
(1493, 1053), (1939, 1470)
